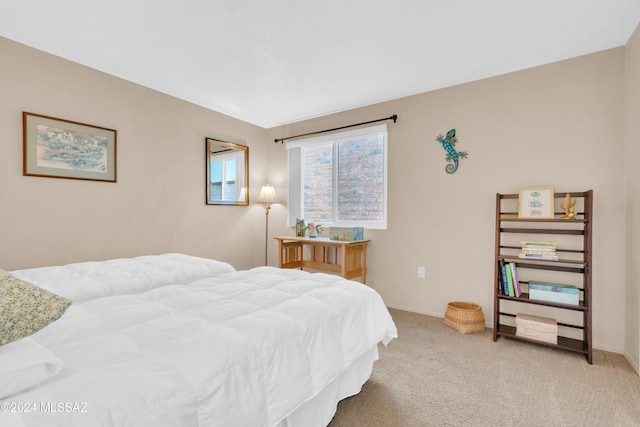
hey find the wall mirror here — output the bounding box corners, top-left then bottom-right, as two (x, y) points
(206, 137), (248, 205)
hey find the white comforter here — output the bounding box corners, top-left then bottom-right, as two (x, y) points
(10, 253), (237, 303)
(3, 254), (397, 427)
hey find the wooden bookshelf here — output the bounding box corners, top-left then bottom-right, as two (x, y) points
(493, 191), (593, 363)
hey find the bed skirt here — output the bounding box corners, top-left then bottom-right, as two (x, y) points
(276, 345), (379, 427)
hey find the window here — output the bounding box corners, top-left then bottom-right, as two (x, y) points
(286, 124), (387, 229)
(209, 156), (237, 201)
(206, 137), (248, 205)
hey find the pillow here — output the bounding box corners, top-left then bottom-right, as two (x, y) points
(0, 337), (64, 399)
(0, 274), (72, 346)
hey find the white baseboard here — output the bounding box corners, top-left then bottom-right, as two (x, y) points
(386, 303), (444, 319)
(385, 304), (628, 358)
(624, 350), (640, 375)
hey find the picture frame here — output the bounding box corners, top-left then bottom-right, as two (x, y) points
(518, 186), (555, 219)
(23, 112), (117, 182)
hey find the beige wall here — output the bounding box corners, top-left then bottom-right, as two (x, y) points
(269, 48), (627, 353)
(1, 35), (634, 356)
(625, 24), (640, 372)
(0, 36), (284, 271)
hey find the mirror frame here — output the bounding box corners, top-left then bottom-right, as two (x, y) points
(206, 137), (249, 206)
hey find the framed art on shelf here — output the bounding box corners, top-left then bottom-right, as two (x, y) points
(23, 112), (117, 182)
(518, 186), (554, 219)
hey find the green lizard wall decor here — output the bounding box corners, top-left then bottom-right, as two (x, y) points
(436, 129), (468, 174)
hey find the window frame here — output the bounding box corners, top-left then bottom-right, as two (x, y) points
(205, 137), (248, 206)
(286, 123), (388, 230)
(209, 153), (238, 202)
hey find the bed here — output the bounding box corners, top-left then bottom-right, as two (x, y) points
(0, 253), (397, 427)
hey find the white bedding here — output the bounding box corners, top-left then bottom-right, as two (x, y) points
(1, 254), (397, 427)
(10, 253), (236, 303)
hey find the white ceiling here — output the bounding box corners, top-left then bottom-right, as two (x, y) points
(1, 1), (639, 128)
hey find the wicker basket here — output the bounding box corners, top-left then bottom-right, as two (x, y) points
(443, 301), (486, 334)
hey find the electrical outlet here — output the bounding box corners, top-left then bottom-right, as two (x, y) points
(418, 266), (426, 279)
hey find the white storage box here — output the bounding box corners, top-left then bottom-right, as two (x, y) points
(515, 313), (558, 344)
(529, 281), (579, 305)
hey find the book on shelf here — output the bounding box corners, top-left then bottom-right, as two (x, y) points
(520, 241), (558, 259)
(509, 262), (521, 297)
(520, 250), (558, 257)
(499, 260), (510, 296)
(505, 263), (515, 297)
(521, 247), (557, 254)
(518, 253), (559, 261)
(520, 241), (557, 248)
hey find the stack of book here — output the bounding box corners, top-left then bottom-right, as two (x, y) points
(518, 241), (559, 261)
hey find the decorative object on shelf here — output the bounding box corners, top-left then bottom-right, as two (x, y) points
(560, 192), (576, 219)
(295, 219), (305, 237)
(257, 185), (279, 266)
(329, 226), (364, 241)
(518, 186), (554, 219)
(515, 313), (558, 344)
(435, 128), (468, 174)
(528, 281), (579, 305)
(306, 222), (323, 237)
(23, 112), (117, 182)
(443, 301), (485, 334)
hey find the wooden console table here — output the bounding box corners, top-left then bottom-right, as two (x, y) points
(274, 236), (370, 283)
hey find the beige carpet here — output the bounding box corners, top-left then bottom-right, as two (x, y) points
(329, 308), (640, 427)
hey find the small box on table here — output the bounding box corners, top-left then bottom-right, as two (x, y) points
(329, 227), (364, 241)
(515, 313), (558, 344)
(529, 281), (580, 306)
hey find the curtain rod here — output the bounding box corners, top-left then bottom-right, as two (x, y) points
(274, 114), (398, 143)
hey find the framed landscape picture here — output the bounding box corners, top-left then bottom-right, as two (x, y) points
(23, 112), (117, 182)
(518, 186), (555, 219)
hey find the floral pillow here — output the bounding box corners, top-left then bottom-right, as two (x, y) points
(0, 273), (72, 346)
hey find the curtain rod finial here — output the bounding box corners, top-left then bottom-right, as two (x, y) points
(392, 114), (398, 123)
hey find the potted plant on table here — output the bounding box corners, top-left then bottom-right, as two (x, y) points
(306, 222), (323, 238)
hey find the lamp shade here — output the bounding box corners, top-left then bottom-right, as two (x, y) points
(257, 185), (278, 205)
